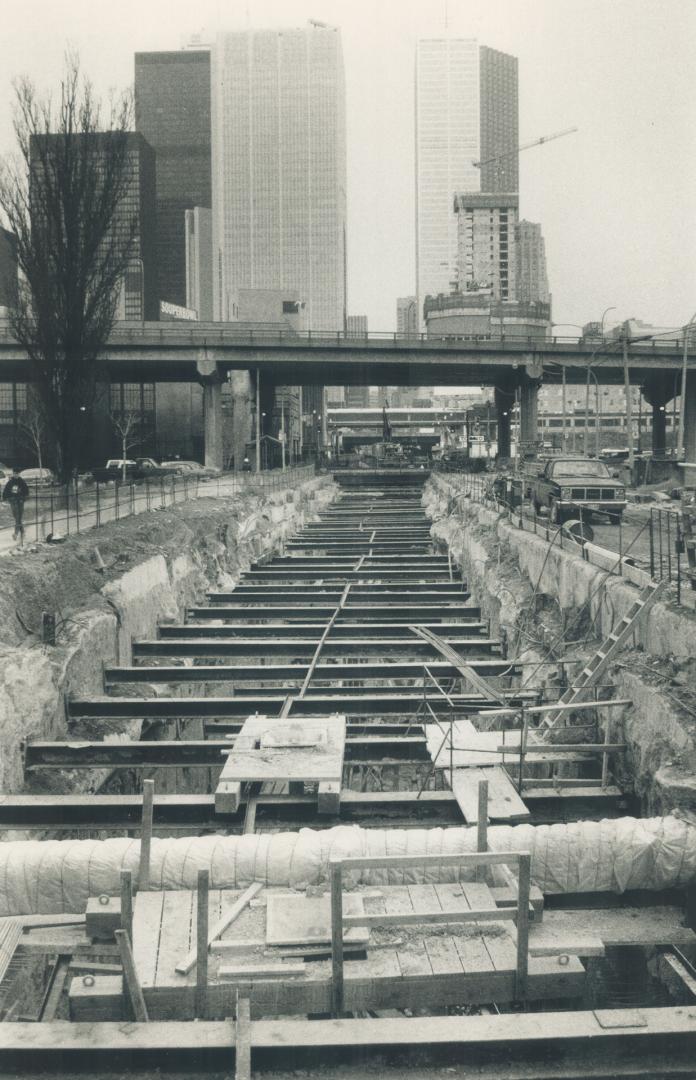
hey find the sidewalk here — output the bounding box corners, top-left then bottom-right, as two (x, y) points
(0, 465), (316, 558)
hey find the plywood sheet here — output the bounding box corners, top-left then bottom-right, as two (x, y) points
(265, 892), (369, 947)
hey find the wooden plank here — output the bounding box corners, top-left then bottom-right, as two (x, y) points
(529, 907), (696, 953)
(132, 890), (165, 989)
(266, 892), (368, 947)
(427, 726), (594, 768)
(156, 891), (194, 987)
(219, 962), (305, 979)
(450, 767), (530, 823)
(430, 881), (494, 976)
(175, 882), (264, 976)
(461, 883), (497, 910)
(196, 870), (209, 1019)
(138, 779), (154, 892)
(382, 887), (431, 979)
(235, 995), (251, 1080)
(115, 929), (149, 1022)
(17, 1007), (696, 1055)
(343, 909), (517, 928)
(480, 926), (517, 972)
(120, 870), (133, 943)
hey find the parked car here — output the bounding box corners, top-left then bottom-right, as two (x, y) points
(530, 457), (626, 524)
(161, 460), (220, 480)
(91, 458), (180, 482)
(20, 467), (57, 487)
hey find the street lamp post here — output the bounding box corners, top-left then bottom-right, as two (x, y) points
(677, 312), (696, 460)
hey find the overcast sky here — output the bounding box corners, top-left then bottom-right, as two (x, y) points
(1, 0), (694, 333)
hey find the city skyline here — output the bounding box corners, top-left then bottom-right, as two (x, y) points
(0, 0), (694, 335)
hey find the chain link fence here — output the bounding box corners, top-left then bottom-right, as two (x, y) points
(0, 463), (317, 552)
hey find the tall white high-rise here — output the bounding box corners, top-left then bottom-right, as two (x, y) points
(415, 39), (518, 322)
(211, 24), (347, 330)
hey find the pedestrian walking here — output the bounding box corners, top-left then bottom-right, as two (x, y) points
(2, 467), (29, 541)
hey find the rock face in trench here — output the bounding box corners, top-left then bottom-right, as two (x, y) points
(0, 476), (337, 796)
(424, 474), (696, 813)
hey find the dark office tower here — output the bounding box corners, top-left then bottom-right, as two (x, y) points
(29, 132), (157, 320)
(0, 228), (18, 308)
(134, 50), (212, 310)
(478, 47), (519, 194)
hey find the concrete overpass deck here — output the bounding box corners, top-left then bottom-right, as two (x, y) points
(0, 323), (693, 385)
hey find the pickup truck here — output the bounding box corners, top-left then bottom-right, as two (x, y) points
(91, 458), (180, 482)
(530, 457), (626, 524)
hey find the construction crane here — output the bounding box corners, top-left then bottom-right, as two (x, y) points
(473, 126), (578, 170)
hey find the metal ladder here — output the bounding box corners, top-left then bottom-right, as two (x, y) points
(538, 580), (666, 735)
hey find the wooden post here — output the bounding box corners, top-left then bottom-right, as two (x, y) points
(330, 859), (344, 1017)
(138, 779), (154, 892)
(115, 928), (149, 1022)
(515, 853), (531, 1002)
(235, 991), (251, 1080)
(476, 780), (488, 882)
(120, 869), (133, 942)
(601, 716), (611, 789)
(196, 869), (209, 1019)
(518, 707), (528, 796)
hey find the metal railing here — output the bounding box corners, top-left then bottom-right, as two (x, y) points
(2, 321), (690, 358)
(0, 463), (317, 552)
(329, 849), (532, 1015)
(434, 470), (690, 603)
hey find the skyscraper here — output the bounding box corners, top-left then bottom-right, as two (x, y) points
(453, 193), (519, 300)
(211, 24), (347, 330)
(515, 220), (551, 305)
(134, 50), (212, 309)
(415, 39), (518, 320)
(396, 296), (418, 336)
(0, 228), (17, 309)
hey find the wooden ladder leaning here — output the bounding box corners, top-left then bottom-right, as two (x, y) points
(538, 579), (666, 736)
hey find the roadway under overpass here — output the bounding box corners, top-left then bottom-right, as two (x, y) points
(1, 323), (695, 467)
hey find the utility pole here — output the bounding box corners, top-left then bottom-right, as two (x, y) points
(678, 313), (696, 460)
(561, 366), (567, 450)
(622, 323), (634, 469)
(255, 367), (261, 475)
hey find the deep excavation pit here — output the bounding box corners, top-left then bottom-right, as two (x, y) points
(2, 470), (696, 1076)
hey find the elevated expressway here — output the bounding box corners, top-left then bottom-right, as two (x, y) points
(1, 323), (695, 464)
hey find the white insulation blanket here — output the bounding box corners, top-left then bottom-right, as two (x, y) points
(2, 816), (695, 915)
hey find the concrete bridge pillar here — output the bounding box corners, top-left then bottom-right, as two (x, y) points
(684, 370), (696, 462)
(495, 384), (515, 459)
(229, 370), (253, 470)
(519, 374), (541, 450)
(196, 352), (224, 471)
(642, 372), (676, 456)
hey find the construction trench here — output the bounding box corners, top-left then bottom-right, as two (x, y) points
(3, 468), (696, 1078)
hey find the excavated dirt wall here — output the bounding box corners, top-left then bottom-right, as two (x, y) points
(0, 475), (337, 797)
(424, 474), (696, 813)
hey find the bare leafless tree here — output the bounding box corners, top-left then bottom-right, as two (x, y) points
(18, 392), (47, 471)
(0, 52), (137, 481)
(110, 409), (141, 480)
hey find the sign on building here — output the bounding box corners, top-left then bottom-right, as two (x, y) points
(160, 301), (198, 321)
